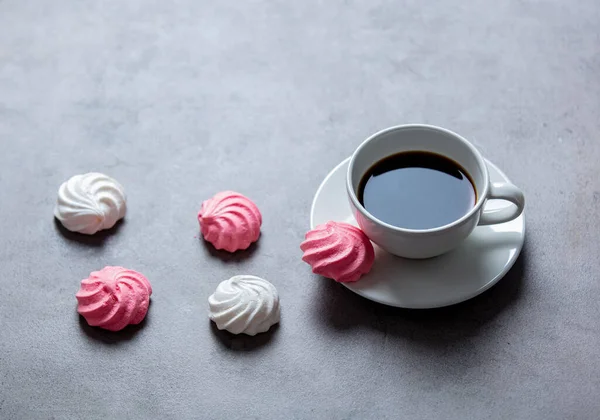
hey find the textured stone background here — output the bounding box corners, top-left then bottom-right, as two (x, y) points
(1, 1), (599, 419)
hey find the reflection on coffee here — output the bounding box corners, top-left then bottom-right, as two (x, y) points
(358, 151), (476, 230)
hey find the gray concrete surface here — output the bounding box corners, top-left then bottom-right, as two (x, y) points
(1, 0), (599, 419)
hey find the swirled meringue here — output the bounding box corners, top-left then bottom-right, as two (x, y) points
(76, 266), (152, 331)
(208, 275), (280, 335)
(300, 221), (375, 283)
(54, 173), (126, 235)
(198, 191), (262, 252)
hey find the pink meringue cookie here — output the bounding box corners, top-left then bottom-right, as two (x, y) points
(76, 266), (152, 331)
(198, 191), (262, 252)
(300, 221), (375, 283)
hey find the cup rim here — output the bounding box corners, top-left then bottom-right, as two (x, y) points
(346, 124), (490, 235)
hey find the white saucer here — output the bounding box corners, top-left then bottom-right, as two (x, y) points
(310, 158), (525, 309)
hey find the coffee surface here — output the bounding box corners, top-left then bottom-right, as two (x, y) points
(358, 151), (476, 230)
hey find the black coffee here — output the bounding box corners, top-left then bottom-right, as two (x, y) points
(358, 151), (476, 230)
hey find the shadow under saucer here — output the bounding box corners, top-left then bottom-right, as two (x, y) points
(311, 245), (528, 347)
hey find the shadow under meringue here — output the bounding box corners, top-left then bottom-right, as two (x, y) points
(54, 217), (125, 247)
(209, 321), (279, 351)
(77, 300), (151, 344)
(200, 235), (261, 263)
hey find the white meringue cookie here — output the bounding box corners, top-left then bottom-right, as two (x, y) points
(54, 172), (127, 235)
(208, 275), (280, 336)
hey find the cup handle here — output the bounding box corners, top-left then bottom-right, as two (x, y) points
(478, 182), (525, 226)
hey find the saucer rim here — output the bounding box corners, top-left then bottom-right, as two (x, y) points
(309, 157), (526, 309)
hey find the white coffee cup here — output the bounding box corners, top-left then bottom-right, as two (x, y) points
(346, 124), (525, 259)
